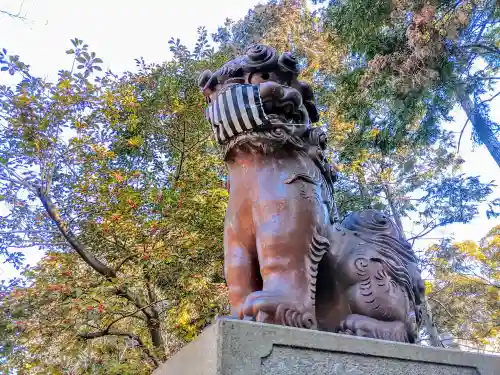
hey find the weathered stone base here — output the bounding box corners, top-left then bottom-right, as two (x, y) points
(153, 320), (499, 375)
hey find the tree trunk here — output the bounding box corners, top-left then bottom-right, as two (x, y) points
(457, 86), (500, 168)
(144, 277), (165, 355)
(421, 297), (442, 347)
(147, 318), (165, 350)
(383, 183), (406, 240)
(357, 170), (371, 209)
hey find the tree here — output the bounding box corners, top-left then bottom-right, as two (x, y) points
(318, 0), (500, 166)
(0, 34), (231, 373)
(214, 0), (344, 73)
(334, 130), (499, 237)
(424, 225), (499, 352)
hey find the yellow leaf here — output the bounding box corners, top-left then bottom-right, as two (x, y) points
(424, 280), (433, 294)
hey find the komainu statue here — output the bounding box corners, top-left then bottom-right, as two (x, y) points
(198, 44), (425, 343)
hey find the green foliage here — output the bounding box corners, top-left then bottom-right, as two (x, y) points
(424, 225), (499, 350)
(0, 32), (232, 373)
(0, 2), (498, 372)
(320, 0), (500, 165)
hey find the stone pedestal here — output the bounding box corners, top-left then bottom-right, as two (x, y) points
(153, 320), (499, 375)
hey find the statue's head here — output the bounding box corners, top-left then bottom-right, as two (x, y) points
(199, 44), (319, 146)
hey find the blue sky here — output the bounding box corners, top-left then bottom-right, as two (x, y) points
(0, 0), (499, 280)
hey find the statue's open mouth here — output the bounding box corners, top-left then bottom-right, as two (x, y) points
(205, 84), (270, 144)
(206, 83), (309, 145)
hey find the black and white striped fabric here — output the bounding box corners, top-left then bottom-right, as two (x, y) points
(205, 84), (269, 144)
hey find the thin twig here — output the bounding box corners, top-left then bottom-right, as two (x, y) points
(7, 242), (67, 249)
(0, 2), (27, 21)
(428, 297), (453, 318)
(113, 255), (136, 273)
(0, 165), (36, 192)
(0, 230), (59, 235)
(478, 90), (500, 106)
(104, 298), (170, 333)
(408, 221), (440, 242)
(462, 43), (500, 55)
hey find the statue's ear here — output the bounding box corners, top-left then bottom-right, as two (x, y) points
(198, 70), (213, 90)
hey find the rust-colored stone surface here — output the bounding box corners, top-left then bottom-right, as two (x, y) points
(199, 44), (424, 343)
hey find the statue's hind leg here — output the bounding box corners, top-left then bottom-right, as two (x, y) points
(332, 226), (420, 343)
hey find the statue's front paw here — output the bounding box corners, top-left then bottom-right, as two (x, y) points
(238, 290), (316, 329)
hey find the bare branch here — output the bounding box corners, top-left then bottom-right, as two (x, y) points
(453, 273), (499, 288)
(475, 77), (500, 81)
(36, 188), (116, 279)
(408, 221), (441, 242)
(0, 230), (59, 235)
(462, 43), (500, 55)
(0, 165), (37, 193)
(479, 90), (500, 106)
(105, 298), (170, 333)
(0, 4), (27, 21)
(7, 242), (67, 248)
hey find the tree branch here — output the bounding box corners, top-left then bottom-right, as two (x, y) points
(458, 5), (494, 78)
(36, 187), (116, 279)
(173, 119), (188, 182)
(115, 287), (152, 318)
(78, 330), (160, 367)
(408, 221), (441, 242)
(105, 298), (170, 333)
(0, 165), (37, 193)
(454, 272), (499, 288)
(113, 255), (136, 273)
(427, 297), (453, 318)
(478, 90), (500, 106)
(0, 230), (59, 235)
(0, 4), (27, 21)
(7, 242), (68, 248)
(462, 43), (500, 55)
(476, 76), (500, 81)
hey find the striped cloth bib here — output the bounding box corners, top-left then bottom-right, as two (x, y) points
(205, 84), (270, 144)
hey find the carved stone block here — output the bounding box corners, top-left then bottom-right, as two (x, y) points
(153, 320), (499, 375)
